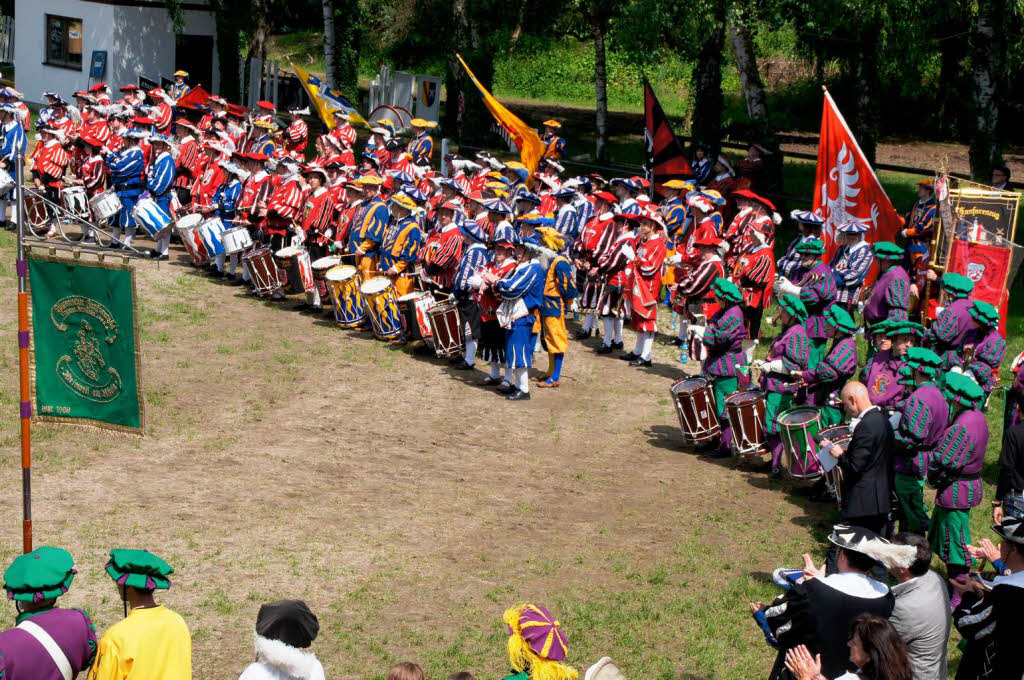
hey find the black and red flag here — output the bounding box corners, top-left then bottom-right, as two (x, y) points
(643, 76), (693, 200)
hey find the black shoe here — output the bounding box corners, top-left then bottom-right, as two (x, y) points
(157, 253), (169, 261)
(293, 303), (311, 311)
(506, 389), (531, 401)
(453, 360), (475, 370)
(669, 337), (684, 347)
(148, 249), (161, 259)
(611, 341), (624, 350)
(496, 382), (516, 394)
(619, 352), (639, 361)
(595, 344), (613, 355)
(629, 358), (652, 367)
(574, 328), (592, 340)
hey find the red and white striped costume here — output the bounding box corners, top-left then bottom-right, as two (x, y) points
(174, 136), (204, 191)
(629, 231), (666, 332)
(285, 119), (308, 156)
(239, 170), (274, 217)
(423, 222), (463, 290)
(35, 140), (70, 187)
(191, 163), (225, 212)
(730, 244), (774, 309)
(301, 187), (335, 245)
(330, 123), (356, 150)
(151, 102), (173, 133)
(674, 255), (724, 318)
(80, 154), (107, 196)
(265, 178), (304, 237)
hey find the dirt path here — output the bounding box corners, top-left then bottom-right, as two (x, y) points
(0, 235), (830, 680)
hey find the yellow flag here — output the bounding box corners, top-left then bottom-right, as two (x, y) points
(456, 53), (544, 177)
(293, 64), (368, 130)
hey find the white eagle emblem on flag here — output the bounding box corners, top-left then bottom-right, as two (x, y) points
(820, 142), (880, 244)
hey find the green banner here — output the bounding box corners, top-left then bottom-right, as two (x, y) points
(28, 254), (144, 434)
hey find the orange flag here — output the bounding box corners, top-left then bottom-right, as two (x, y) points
(456, 54), (544, 177)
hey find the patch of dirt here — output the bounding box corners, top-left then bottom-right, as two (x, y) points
(0, 234), (828, 679)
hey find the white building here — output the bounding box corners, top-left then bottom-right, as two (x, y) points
(14, 0), (218, 104)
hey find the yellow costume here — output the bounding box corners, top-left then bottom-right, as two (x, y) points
(88, 606), (191, 680)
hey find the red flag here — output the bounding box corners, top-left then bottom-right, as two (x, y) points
(812, 90), (902, 277)
(176, 86), (211, 110)
(947, 239), (1011, 336)
(644, 77), (693, 200)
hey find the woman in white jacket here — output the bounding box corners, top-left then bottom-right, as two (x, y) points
(239, 599), (325, 680)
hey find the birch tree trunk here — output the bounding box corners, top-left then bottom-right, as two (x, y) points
(590, 13), (609, 161)
(322, 0), (336, 86)
(728, 11), (767, 126)
(969, 0), (1004, 181)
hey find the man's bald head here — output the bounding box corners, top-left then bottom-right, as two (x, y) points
(841, 381), (872, 417)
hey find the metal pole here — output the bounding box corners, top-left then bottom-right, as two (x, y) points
(272, 61), (279, 111)
(14, 140), (32, 554)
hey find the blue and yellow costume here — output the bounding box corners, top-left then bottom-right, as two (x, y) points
(535, 227), (578, 388)
(353, 177), (390, 280)
(541, 119), (566, 160)
(903, 180), (936, 266)
(407, 121), (434, 167)
(379, 212), (424, 297)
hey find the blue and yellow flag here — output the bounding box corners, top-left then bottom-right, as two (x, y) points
(293, 64), (368, 129)
(456, 54), (544, 177)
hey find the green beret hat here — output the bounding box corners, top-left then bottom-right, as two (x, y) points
(968, 299), (999, 326)
(886, 320), (925, 338)
(943, 371), (985, 407)
(905, 346), (942, 375)
(794, 238), (825, 255)
(824, 305), (857, 334)
(711, 277), (743, 304)
(3, 546), (76, 603)
(941, 272), (974, 297)
(105, 549), (173, 591)
(872, 241), (904, 260)
(869, 319), (894, 336)
(778, 294), (808, 322)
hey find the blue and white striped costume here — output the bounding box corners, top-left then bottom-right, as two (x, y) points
(496, 259), (544, 368)
(106, 146), (145, 229)
(617, 197), (641, 216)
(452, 242), (490, 297)
(829, 241), (874, 306)
(213, 179), (243, 226)
(555, 203), (579, 251)
(146, 151), (176, 213)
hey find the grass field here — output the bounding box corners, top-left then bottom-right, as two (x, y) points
(0, 176), (1021, 678)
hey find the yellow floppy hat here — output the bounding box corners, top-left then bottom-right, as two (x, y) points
(542, 119), (562, 129)
(173, 70), (189, 77)
(534, 226), (566, 251)
(410, 118), (437, 128)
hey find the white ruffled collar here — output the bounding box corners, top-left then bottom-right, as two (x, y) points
(253, 634), (323, 678)
(821, 572), (889, 599)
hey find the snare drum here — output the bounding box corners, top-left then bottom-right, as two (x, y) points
(360, 276), (404, 340)
(174, 214), (209, 265)
(311, 256), (343, 298)
(669, 376), (720, 445)
(398, 291), (436, 342)
(324, 265), (365, 328)
(0, 168), (14, 194)
(242, 246), (283, 296)
(819, 425), (851, 506)
(221, 226), (254, 255)
(724, 389), (766, 458)
(89, 189), (123, 221)
(61, 186), (90, 218)
(273, 246), (312, 294)
(199, 217), (226, 256)
(427, 299), (463, 357)
(778, 407), (823, 480)
(132, 197), (172, 237)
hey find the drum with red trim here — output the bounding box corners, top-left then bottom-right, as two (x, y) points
(670, 376), (720, 445)
(724, 389), (766, 458)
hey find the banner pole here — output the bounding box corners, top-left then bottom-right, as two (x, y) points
(14, 140), (32, 553)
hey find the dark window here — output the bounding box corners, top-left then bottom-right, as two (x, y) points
(45, 15), (83, 70)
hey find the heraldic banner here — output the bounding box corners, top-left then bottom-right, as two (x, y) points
(947, 239), (1011, 336)
(812, 89), (902, 273)
(27, 254), (144, 434)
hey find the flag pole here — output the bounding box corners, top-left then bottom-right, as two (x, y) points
(14, 140), (32, 553)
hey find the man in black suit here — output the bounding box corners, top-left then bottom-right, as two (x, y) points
(824, 381), (894, 532)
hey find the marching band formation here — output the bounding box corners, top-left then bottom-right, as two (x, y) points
(0, 79), (1017, 574)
